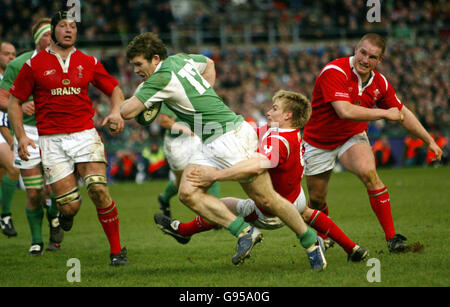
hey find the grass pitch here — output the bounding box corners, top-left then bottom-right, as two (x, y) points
(0, 166), (449, 287)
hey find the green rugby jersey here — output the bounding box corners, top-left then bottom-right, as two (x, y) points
(134, 53), (243, 143)
(0, 50), (36, 126)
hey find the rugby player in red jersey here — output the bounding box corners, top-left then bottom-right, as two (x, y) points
(8, 11), (128, 265)
(302, 33), (442, 252)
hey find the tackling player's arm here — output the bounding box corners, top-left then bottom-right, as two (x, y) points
(398, 105), (442, 161)
(331, 100), (403, 122)
(186, 153), (270, 188)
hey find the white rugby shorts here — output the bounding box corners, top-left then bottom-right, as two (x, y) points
(189, 121), (258, 170)
(303, 131), (370, 176)
(13, 124), (42, 169)
(39, 128), (107, 184)
(163, 133), (202, 171)
(236, 188), (307, 230)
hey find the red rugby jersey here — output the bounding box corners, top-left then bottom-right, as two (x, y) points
(10, 48), (118, 135)
(303, 56), (403, 149)
(256, 125), (304, 210)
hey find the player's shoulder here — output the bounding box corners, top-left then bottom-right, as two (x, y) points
(318, 57), (351, 80)
(10, 50), (35, 67)
(71, 49), (99, 66)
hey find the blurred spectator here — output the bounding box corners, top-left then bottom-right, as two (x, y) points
(2, 0), (447, 169)
(110, 149), (138, 181)
(404, 135), (427, 167)
(142, 141), (169, 180)
(373, 136), (396, 168)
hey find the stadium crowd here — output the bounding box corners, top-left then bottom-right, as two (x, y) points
(1, 0), (448, 180)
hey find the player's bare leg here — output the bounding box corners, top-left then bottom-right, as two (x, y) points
(240, 171), (308, 235)
(240, 172), (326, 270)
(339, 142), (407, 252)
(305, 169), (333, 210)
(0, 142), (20, 237)
(179, 164), (239, 228)
(77, 162), (127, 265)
(179, 164), (262, 265)
(21, 167), (47, 255)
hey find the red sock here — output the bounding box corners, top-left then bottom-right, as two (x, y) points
(308, 201), (330, 240)
(308, 209), (356, 254)
(177, 216), (214, 237)
(368, 187), (396, 240)
(97, 201), (122, 254)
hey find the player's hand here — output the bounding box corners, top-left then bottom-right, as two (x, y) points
(428, 142), (443, 161)
(22, 101), (35, 116)
(102, 112), (124, 135)
(186, 167), (216, 188)
(18, 137), (36, 161)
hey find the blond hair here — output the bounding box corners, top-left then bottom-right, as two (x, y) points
(272, 90), (311, 128)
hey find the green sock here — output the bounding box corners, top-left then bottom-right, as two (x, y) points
(161, 180), (178, 202)
(297, 228), (317, 249)
(47, 193), (58, 217)
(25, 206), (44, 244)
(227, 216), (250, 238)
(1, 175), (18, 215)
(207, 181), (221, 198)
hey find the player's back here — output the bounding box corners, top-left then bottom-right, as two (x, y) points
(137, 53), (243, 142)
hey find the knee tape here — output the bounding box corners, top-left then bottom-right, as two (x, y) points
(84, 174), (107, 190)
(55, 187), (81, 206)
(22, 175), (44, 189)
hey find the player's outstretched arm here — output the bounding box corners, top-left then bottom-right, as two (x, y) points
(186, 153), (270, 188)
(331, 100), (404, 122)
(399, 105), (442, 161)
(120, 96), (146, 120)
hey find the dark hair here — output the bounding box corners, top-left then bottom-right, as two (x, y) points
(126, 32), (168, 61)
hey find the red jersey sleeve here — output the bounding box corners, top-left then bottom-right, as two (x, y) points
(376, 78), (403, 110)
(319, 68), (352, 104)
(9, 62), (34, 102)
(91, 57), (119, 96)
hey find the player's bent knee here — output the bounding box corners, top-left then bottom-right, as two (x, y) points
(55, 187), (81, 216)
(84, 174), (108, 199)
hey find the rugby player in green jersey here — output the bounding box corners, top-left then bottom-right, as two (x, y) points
(121, 32), (326, 270)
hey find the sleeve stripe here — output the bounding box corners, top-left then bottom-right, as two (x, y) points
(379, 73), (389, 91)
(319, 65), (348, 79)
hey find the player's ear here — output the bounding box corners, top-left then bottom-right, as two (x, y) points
(152, 54), (161, 64)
